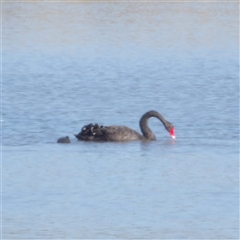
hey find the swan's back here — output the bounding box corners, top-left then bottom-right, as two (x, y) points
(75, 124), (143, 141)
(96, 126), (143, 141)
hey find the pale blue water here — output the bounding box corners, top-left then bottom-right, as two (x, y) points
(2, 2), (239, 239)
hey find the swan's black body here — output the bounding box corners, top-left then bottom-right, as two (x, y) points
(75, 110), (175, 142)
(75, 123), (104, 141)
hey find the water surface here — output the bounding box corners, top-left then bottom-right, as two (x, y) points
(2, 2), (239, 239)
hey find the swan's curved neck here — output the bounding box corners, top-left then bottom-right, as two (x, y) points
(139, 110), (172, 140)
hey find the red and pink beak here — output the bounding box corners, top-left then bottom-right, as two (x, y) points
(169, 127), (176, 139)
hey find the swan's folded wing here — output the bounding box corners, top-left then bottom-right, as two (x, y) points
(102, 126), (143, 141)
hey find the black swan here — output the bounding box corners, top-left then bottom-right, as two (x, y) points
(75, 110), (175, 142)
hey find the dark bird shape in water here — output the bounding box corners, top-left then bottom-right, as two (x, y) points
(74, 110), (175, 142)
(57, 136), (71, 143)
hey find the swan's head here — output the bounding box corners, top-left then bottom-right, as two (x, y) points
(164, 121), (175, 139)
(169, 126), (176, 139)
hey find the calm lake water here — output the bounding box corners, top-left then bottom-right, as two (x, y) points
(2, 2), (239, 239)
